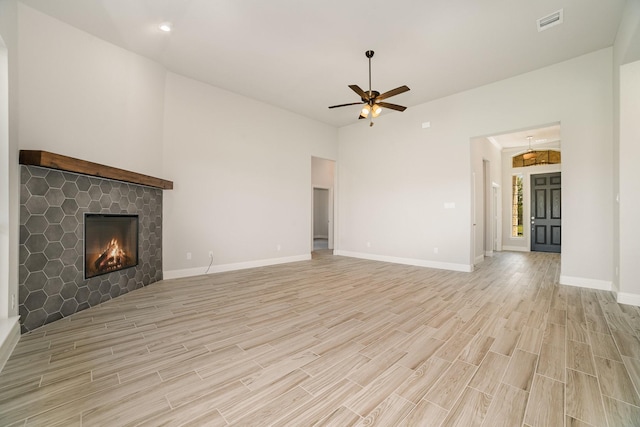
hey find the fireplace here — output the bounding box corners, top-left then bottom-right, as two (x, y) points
(85, 214), (139, 279)
(19, 157), (167, 332)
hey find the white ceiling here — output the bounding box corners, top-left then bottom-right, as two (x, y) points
(20, 0), (626, 128)
(488, 123), (562, 150)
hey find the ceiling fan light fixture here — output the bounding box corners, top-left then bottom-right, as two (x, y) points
(328, 50), (410, 123)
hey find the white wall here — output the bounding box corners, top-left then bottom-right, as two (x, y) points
(161, 73), (338, 278)
(618, 60), (640, 305)
(613, 0), (640, 304)
(0, 33), (8, 322)
(338, 48), (614, 283)
(17, 4), (166, 177)
(312, 156), (335, 188)
(0, 0), (17, 319)
(0, 0), (20, 370)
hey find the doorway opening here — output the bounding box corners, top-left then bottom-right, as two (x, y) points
(311, 157), (335, 254)
(501, 123), (561, 253)
(472, 122), (561, 260)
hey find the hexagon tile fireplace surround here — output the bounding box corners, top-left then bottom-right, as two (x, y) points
(18, 151), (173, 333)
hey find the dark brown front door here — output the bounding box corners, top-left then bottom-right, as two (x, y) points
(531, 172), (561, 253)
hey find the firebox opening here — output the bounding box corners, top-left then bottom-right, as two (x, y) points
(85, 214), (139, 279)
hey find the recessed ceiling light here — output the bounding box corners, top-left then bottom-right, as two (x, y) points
(159, 22), (172, 32)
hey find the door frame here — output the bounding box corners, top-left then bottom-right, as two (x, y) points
(311, 156), (337, 253)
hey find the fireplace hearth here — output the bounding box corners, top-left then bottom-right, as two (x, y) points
(85, 214), (139, 279)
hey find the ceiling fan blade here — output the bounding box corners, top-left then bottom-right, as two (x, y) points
(328, 102), (364, 109)
(349, 84), (370, 100)
(378, 102), (407, 112)
(376, 85), (410, 101)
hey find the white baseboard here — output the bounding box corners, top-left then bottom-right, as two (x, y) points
(334, 250), (473, 273)
(0, 316), (20, 373)
(164, 254), (312, 280)
(559, 275), (612, 291)
(501, 246), (529, 252)
(616, 292), (640, 307)
(475, 254), (485, 264)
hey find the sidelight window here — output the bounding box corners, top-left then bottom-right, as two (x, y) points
(512, 175), (524, 237)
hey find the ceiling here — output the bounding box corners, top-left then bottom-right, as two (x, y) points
(488, 123), (561, 150)
(20, 0), (627, 128)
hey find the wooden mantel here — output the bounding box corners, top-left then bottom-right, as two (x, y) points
(19, 150), (173, 190)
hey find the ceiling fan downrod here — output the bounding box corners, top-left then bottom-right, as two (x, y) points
(367, 50), (376, 126)
(366, 50), (374, 101)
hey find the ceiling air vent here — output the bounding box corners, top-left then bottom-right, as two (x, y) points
(537, 9), (563, 32)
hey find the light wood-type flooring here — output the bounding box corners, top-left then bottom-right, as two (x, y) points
(1, 251), (640, 426)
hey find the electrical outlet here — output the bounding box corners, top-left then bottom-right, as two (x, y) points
(209, 251), (214, 259)
(186, 252), (192, 260)
(276, 244), (281, 252)
(434, 247), (439, 254)
(366, 242), (371, 248)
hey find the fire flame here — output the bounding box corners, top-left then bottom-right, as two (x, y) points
(107, 238), (125, 260)
(94, 238), (127, 273)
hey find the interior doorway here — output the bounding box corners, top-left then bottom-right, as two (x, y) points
(479, 122), (561, 254)
(311, 157), (335, 252)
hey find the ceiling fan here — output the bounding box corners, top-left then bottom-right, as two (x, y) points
(328, 50), (410, 126)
